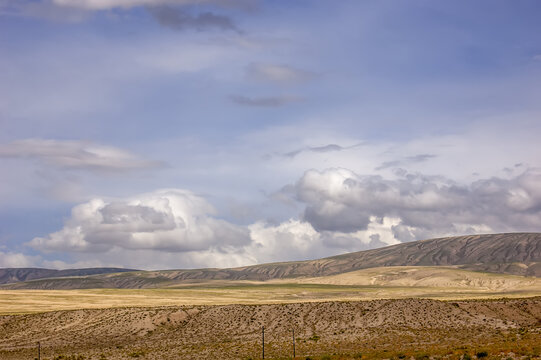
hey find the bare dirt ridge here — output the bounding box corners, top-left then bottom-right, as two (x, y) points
(1, 233), (540, 290)
(0, 297), (540, 359)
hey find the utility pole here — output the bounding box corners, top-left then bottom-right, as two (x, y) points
(37, 341), (41, 360)
(262, 326), (265, 359)
(292, 328), (296, 358)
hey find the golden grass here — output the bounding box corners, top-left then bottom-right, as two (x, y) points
(1, 266), (540, 314)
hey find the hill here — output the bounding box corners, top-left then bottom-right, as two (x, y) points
(1, 298), (540, 359)
(0, 267), (136, 285)
(1, 232), (540, 290)
(222, 232), (541, 280)
(1, 266), (540, 314)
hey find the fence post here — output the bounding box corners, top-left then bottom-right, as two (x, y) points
(262, 326), (265, 359)
(38, 341), (41, 360)
(292, 329), (295, 358)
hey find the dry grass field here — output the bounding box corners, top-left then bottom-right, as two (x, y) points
(1, 266), (540, 359)
(1, 266), (540, 315)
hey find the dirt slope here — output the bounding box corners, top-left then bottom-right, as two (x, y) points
(0, 298), (540, 359)
(294, 266), (541, 290)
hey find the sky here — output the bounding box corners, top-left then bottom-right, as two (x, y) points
(0, 0), (540, 270)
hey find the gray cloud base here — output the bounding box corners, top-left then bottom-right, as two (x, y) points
(293, 168), (541, 242)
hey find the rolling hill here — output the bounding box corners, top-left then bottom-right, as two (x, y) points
(0, 267), (136, 285)
(2, 298), (540, 360)
(1, 232), (540, 290)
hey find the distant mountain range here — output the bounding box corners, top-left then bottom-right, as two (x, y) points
(1, 232), (540, 289)
(0, 267), (136, 285)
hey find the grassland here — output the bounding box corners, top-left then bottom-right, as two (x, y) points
(1, 266), (540, 359)
(1, 266), (540, 314)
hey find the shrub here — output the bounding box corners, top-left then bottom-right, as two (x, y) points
(128, 350), (145, 358)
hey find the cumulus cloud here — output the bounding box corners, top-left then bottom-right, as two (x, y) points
(0, 139), (163, 172)
(26, 187), (401, 269)
(0, 251), (39, 267)
(22, 166), (541, 269)
(147, 6), (239, 32)
(230, 94), (301, 107)
(247, 218), (398, 264)
(291, 167), (541, 241)
(246, 63), (316, 84)
(78, 218), (395, 269)
(29, 189), (251, 253)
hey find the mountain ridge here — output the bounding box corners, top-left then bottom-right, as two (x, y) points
(0, 267), (137, 285)
(2, 232), (540, 289)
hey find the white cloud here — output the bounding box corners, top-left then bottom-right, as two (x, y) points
(29, 189), (251, 254)
(0, 139), (162, 172)
(0, 251), (39, 268)
(41, 258), (107, 269)
(246, 63), (316, 84)
(40, 218), (397, 269)
(246, 217), (398, 265)
(26, 187), (403, 269)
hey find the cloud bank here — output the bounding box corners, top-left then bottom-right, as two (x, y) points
(28, 167), (541, 269)
(27, 187), (400, 269)
(292, 167), (541, 242)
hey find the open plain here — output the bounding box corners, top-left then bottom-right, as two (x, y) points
(1, 266), (541, 315)
(1, 234), (540, 359)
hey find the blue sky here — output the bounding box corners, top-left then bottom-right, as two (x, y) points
(0, 0), (540, 269)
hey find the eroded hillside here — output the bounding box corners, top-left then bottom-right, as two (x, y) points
(0, 298), (539, 359)
(2, 233), (540, 290)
